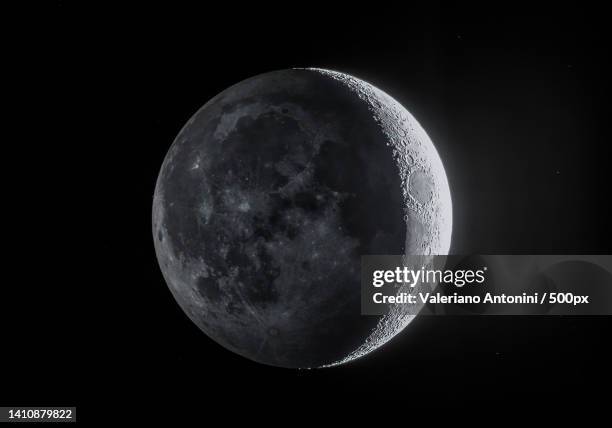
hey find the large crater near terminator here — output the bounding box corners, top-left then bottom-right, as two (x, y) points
(152, 69), (452, 368)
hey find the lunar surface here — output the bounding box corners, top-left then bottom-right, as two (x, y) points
(152, 69), (452, 368)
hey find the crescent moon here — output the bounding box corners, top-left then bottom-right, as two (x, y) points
(310, 69), (452, 366)
(153, 69), (452, 368)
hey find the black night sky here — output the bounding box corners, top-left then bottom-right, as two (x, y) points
(4, 2), (611, 420)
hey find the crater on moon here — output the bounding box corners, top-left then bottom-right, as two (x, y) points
(153, 68), (452, 368)
(409, 170), (434, 206)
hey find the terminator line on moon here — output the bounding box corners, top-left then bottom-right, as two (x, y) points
(152, 68), (452, 368)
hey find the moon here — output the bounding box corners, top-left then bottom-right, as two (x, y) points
(152, 68), (452, 368)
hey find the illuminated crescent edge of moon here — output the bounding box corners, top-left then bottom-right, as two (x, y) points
(307, 68), (453, 368)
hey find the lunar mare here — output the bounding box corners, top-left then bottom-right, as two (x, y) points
(152, 69), (452, 368)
